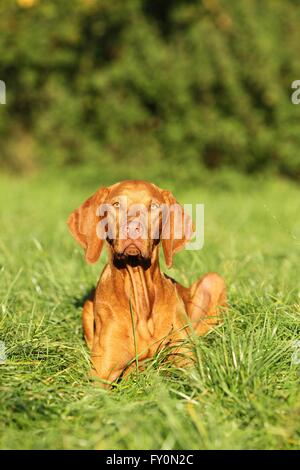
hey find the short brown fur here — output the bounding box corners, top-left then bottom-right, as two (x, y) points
(68, 180), (226, 386)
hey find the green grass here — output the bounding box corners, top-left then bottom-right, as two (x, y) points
(0, 169), (300, 450)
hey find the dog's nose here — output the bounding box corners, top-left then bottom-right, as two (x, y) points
(120, 217), (145, 240)
(126, 220), (143, 239)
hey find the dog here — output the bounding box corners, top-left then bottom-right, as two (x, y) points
(68, 180), (226, 385)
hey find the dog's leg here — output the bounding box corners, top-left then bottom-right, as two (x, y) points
(178, 272), (227, 336)
(90, 321), (136, 388)
(82, 299), (94, 350)
(90, 366), (123, 389)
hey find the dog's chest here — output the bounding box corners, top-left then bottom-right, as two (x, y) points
(123, 272), (187, 356)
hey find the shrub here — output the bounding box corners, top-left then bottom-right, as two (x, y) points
(0, 0), (300, 178)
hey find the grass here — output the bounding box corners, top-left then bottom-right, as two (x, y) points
(0, 168), (300, 450)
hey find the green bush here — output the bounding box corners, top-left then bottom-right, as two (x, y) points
(1, 0), (300, 178)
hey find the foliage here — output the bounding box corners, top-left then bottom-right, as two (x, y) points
(1, 0), (300, 177)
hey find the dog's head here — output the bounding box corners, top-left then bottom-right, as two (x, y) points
(68, 180), (194, 268)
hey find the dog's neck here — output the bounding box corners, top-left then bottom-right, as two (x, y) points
(108, 246), (162, 320)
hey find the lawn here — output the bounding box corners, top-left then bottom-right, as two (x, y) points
(0, 169), (299, 450)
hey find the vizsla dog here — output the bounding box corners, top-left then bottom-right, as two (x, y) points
(68, 180), (226, 385)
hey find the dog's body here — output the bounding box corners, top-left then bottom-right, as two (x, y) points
(68, 180), (226, 385)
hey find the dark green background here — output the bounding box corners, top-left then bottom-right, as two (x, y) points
(1, 0), (300, 179)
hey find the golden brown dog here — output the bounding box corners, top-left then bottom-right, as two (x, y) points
(68, 180), (226, 385)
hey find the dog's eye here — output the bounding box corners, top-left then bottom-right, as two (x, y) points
(112, 201), (120, 208)
(150, 202), (160, 210)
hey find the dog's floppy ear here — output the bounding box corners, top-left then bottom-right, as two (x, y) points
(161, 190), (194, 269)
(67, 187), (109, 264)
